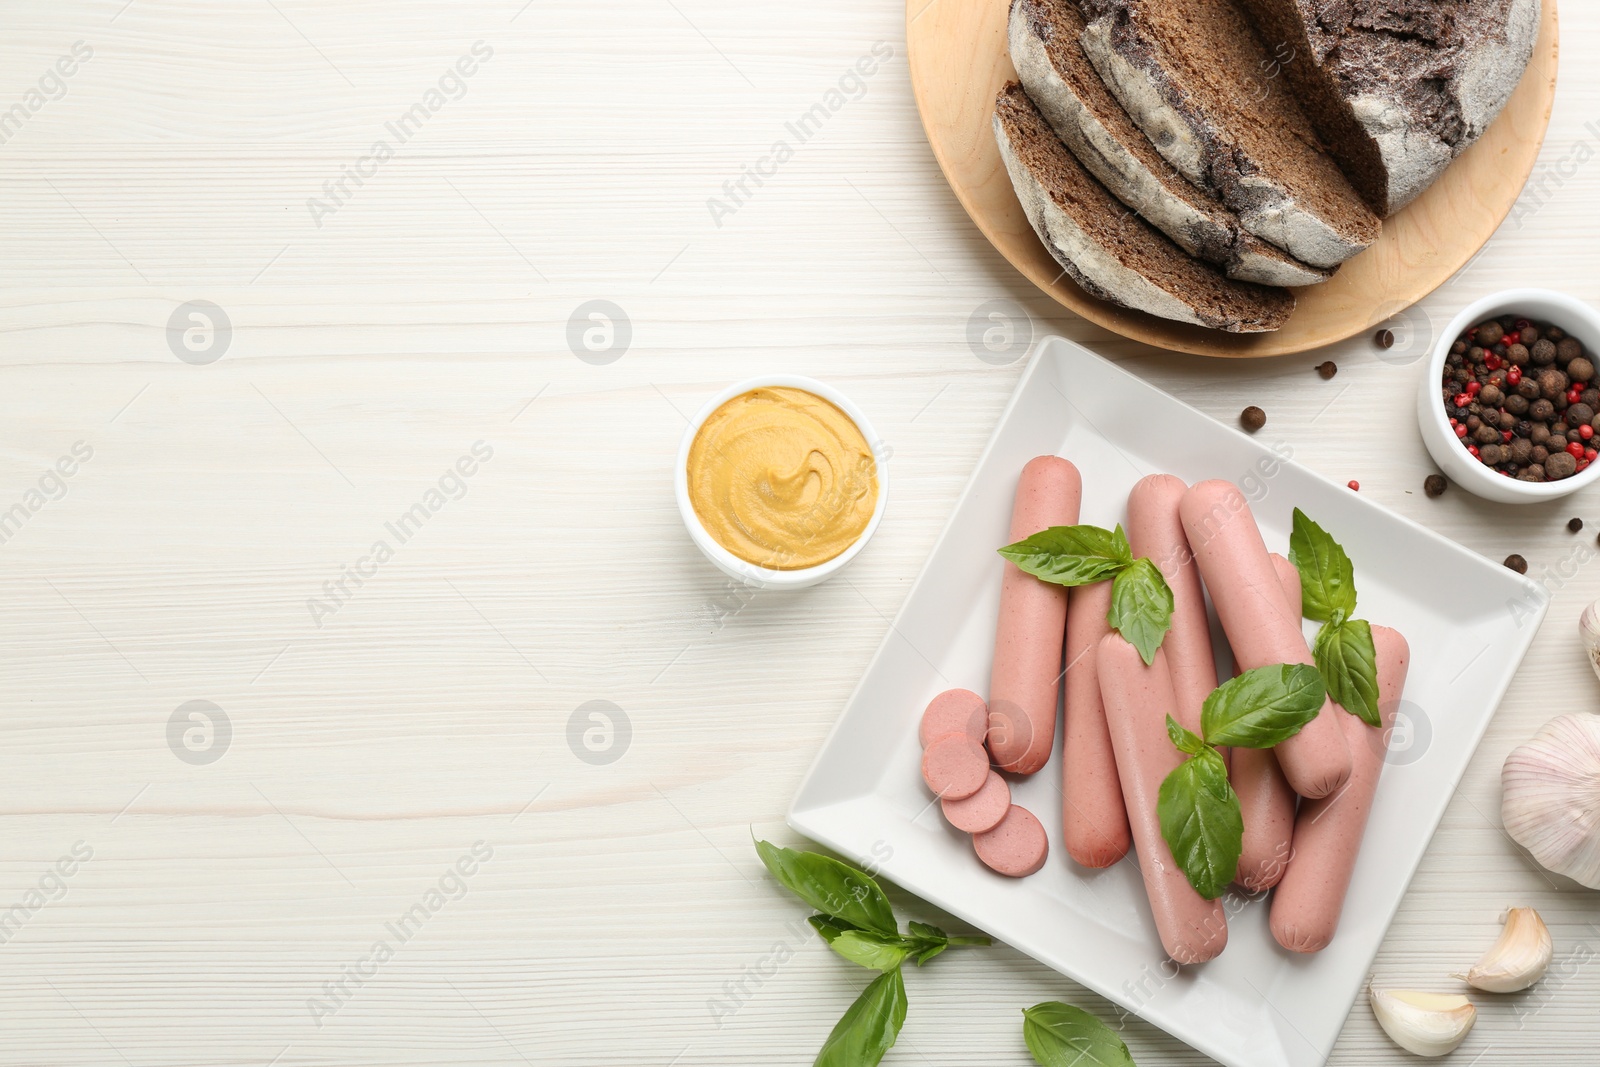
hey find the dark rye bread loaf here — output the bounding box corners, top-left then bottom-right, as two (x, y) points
(1076, 0), (1381, 269)
(993, 82), (1294, 332)
(1009, 0), (1330, 287)
(1233, 0), (1539, 216)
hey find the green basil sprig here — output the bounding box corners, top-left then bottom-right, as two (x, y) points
(1157, 664), (1327, 898)
(1289, 509), (1381, 727)
(756, 840), (990, 1066)
(1023, 1001), (1138, 1067)
(999, 524), (1175, 664)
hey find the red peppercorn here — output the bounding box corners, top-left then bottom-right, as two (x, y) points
(1347, 480), (1359, 491)
(1454, 393), (1472, 407)
(1507, 366), (1523, 386)
(1468, 445), (1480, 457)
(1501, 470), (1513, 477)
(1568, 442), (1586, 459)
(1455, 424), (1468, 438)
(1582, 424), (1595, 440)
(1467, 380), (1483, 395)
(1485, 354), (1504, 371)
(1503, 430), (1514, 442)
(1571, 388), (1586, 404)
(1588, 448), (1598, 461)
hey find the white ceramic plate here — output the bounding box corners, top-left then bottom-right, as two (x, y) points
(788, 336), (1550, 1067)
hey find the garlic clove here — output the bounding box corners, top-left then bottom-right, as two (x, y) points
(1456, 907), (1553, 993)
(1501, 714), (1600, 889)
(1581, 601), (1600, 684)
(1369, 987), (1477, 1058)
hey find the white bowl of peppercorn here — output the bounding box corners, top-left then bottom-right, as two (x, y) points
(1418, 288), (1600, 504)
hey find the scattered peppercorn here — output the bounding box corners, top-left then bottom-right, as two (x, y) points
(1569, 517), (1585, 533)
(1240, 405), (1266, 433)
(1504, 554), (1528, 574)
(1317, 361), (1337, 379)
(1347, 480), (1360, 491)
(1375, 329), (1394, 349)
(1424, 474), (1447, 497)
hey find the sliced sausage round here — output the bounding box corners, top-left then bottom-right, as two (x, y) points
(919, 689), (989, 748)
(921, 734), (989, 800)
(973, 804), (1049, 877)
(941, 771), (1011, 833)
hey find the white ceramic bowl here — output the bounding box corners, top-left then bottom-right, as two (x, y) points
(1417, 288), (1600, 504)
(674, 375), (890, 589)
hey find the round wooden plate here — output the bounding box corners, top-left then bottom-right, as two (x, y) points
(908, 0), (1560, 356)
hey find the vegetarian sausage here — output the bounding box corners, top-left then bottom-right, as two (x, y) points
(1061, 579), (1130, 867)
(1231, 553), (1301, 892)
(1269, 625), (1409, 953)
(973, 804), (1050, 877)
(989, 456), (1083, 775)
(942, 771), (1012, 833)
(1128, 475), (1218, 737)
(919, 689), (988, 748)
(1179, 480), (1351, 799)
(1098, 634), (1228, 964)
(922, 735), (989, 800)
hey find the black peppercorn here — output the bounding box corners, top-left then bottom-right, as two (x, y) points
(1240, 406), (1266, 433)
(1317, 361), (1337, 379)
(1569, 517), (1584, 533)
(1424, 474), (1447, 497)
(1504, 554), (1528, 573)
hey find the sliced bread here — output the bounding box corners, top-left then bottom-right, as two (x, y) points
(1233, 0), (1540, 216)
(1076, 0), (1381, 268)
(1009, 0), (1329, 287)
(993, 81), (1294, 332)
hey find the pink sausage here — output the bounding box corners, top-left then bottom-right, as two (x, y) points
(973, 804), (1049, 877)
(1061, 579), (1130, 867)
(988, 456), (1083, 775)
(922, 735), (989, 800)
(1179, 480), (1351, 800)
(1127, 475), (1218, 735)
(1231, 553), (1301, 892)
(919, 689), (988, 748)
(943, 771), (1012, 833)
(1098, 635), (1228, 964)
(1270, 625), (1410, 953)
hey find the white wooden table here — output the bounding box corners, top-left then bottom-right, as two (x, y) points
(2, 2), (1598, 1064)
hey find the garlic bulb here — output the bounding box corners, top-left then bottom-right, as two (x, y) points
(1582, 602), (1600, 683)
(1369, 988), (1477, 1057)
(1456, 907), (1552, 992)
(1502, 714), (1600, 888)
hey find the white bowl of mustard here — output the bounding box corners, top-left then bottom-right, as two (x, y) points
(675, 375), (889, 589)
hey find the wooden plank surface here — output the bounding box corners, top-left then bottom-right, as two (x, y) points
(0, 1), (1598, 1064)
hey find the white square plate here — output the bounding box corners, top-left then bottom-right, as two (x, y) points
(788, 337), (1550, 1067)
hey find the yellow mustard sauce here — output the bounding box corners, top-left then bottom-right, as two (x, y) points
(687, 386), (879, 570)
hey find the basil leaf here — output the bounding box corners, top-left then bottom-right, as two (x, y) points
(808, 914), (861, 945)
(1166, 715), (1207, 757)
(755, 840), (898, 938)
(828, 930), (913, 972)
(1200, 663), (1327, 749)
(998, 525), (1131, 586)
(914, 941), (948, 966)
(1313, 617), (1381, 728)
(1022, 1001), (1136, 1067)
(906, 921), (943, 940)
(814, 967), (908, 1067)
(1157, 748), (1242, 900)
(1289, 508), (1357, 623)
(1108, 557), (1175, 665)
